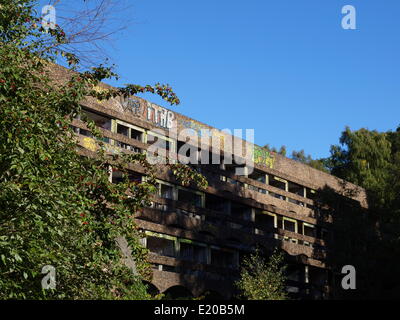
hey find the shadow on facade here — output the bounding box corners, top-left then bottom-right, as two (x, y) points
(314, 181), (400, 299)
(142, 169), (372, 300)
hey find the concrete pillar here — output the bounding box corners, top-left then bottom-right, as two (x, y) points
(206, 246), (212, 265)
(110, 119), (117, 146)
(174, 239), (180, 258)
(304, 265), (310, 296)
(115, 236), (138, 276)
(250, 208), (255, 222)
(172, 186), (178, 201)
(305, 265), (309, 284)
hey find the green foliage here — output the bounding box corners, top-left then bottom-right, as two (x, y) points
(236, 249), (287, 300)
(262, 143), (329, 172)
(0, 0), (204, 299)
(291, 149), (329, 173)
(327, 127), (395, 212)
(326, 125), (400, 229)
(263, 144), (287, 156)
(321, 125), (400, 299)
(170, 163), (208, 190)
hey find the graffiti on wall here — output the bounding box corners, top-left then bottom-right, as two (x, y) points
(121, 97), (142, 115)
(82, 137), (121, 155)
(179, 119), (211, 137)
(91, 86), (176, 130)
(178, 119), (227, 141)
(146, 101), (175, 129)
(118, 98), (176, 129)
(82, 137), (98, 152)
(253, 145), (275, 168)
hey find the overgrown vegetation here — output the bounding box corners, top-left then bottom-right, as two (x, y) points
(236, 249), (287, 300)
(0, 0), (205, 299)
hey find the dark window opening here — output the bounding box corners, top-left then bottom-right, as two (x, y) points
(211, 249), (236, 269)
(306, 188), (318, 200)
(269, 175), (287, 191)
(160, 183), (173, 199)
(130, 128), (142, 141)
(225, 163), (245, 176)
(205, 194), (229, 213)
(248, 170), (266, 184)
(231, 202), (252, 221)
(180, 243), (207, 264)
(205, 216), (222, 225)
(112, 170), (142, 184)
(303, 224), (315, 237)
(128, 172), (142, 183)
(284, 219), (296, 233)
(286, 265), (301, 282)
(288, 182), (304, 197)
(117, 123), (129, 137)
(178, 189), (202, 207)
(82, 109), (112, 131)
(147, 236), (175, 257)
(255, 212), (275, 231)
(112, 170), (124, 184)
(80, 128), (93, 138)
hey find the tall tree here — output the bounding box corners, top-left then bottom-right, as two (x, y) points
(0, 0), (205, 299)
(323, 126), (400, 299)
(327, 127), (393, 211)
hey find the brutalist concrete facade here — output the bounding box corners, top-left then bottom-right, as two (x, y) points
(52, 64), (367, 300)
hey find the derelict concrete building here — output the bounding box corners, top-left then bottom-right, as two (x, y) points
(54, 65), (367, 299)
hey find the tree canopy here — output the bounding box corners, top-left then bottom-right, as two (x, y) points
(0, 0), (205, 299)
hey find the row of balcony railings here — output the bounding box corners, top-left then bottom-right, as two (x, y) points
(144, 233), (239, 271)
(71, 119), (329, 219)
(150, 262), (239, 281)
(71, 116), (331, 223)
(148, 262), (327, 300)
(71, 125), (328, 248)
(147, 241), (327, 296)
(138, 196), (328, 257)
(197, 165), (329, 220)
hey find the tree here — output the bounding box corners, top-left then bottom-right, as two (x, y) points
(322, 126), (400, 299)
(327, 127), (392, 205)
(262, 143), (329, 172)
(236, 249), (288, 300)
(0, 0), (205, 299)
(38, 0), (135, 65)
(263, 144), (287, 156)
(291, 149), (329, 173)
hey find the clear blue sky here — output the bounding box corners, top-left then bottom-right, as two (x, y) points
(44, 0), (400, 159)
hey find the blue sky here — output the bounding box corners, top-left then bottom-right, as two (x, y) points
(42, 0), (400, 159)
